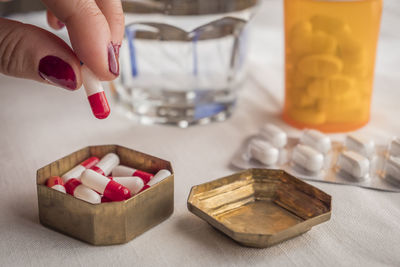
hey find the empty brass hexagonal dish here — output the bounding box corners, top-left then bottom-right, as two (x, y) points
(36, 145), (174, 245)
(187, 169), (331, 248)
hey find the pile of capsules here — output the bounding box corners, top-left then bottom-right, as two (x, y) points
(45, 153), (171, 204)
(232, 124), (400, 191)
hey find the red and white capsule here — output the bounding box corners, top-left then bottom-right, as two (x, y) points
(139, 169), (171, 192)
(81, 65), (110, 119)
(109, 176), (145, 196)
(148, 169), (171, 186)
(112, 165), (154, 184)
(139, 185), (150, 192)
(81, 169), (130, 201)
(101, 196), (112, 203)
(91, 153), (120, 176)
(65, 178), (101, 204)
(46, 176), (66, 193)
(61, 156), (99, 182)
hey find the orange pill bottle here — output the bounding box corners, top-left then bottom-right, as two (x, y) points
(283, 0), (383, 132)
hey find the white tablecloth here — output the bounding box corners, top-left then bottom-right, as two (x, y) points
(1, 1), (400, 266)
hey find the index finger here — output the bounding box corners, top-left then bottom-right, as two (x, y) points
(42, 0), (119, 80)
(95, 0), (125, 57)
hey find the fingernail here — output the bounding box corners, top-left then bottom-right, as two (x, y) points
(57, 20), (65, 29)
(38, 56), (77, 90)
(108, 43), (119, 76)
(112, 42), (121, 59)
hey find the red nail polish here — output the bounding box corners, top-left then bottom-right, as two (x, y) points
(108, 43), (119, 76)
(57, 20), (65, 29)
(112, 42), (121, 59)
(38, 56), (77, 90)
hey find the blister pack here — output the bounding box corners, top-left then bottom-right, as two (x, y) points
(231, 124), (400, 192)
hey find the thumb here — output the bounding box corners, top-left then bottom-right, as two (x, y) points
(0, 18), (81, 90)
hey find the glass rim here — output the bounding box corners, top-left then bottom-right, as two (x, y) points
(124, 17), (248, 41)
(122, 0), (259, 16)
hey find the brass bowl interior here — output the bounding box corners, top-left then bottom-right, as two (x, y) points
(188, 169), (331, 246)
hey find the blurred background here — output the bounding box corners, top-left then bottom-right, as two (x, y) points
(1, 0), (400, 131)
(0, 0), (45, 16)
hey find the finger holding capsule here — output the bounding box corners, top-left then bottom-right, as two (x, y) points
(81, 65), (111, 119)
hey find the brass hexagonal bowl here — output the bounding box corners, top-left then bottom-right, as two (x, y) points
(187, 169), (331, 248)
(36, 145), (174, 245)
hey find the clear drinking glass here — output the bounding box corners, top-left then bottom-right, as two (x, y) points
(112, 0), (259, 127)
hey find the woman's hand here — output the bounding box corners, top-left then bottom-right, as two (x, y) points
(0, 0), (124, 90)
